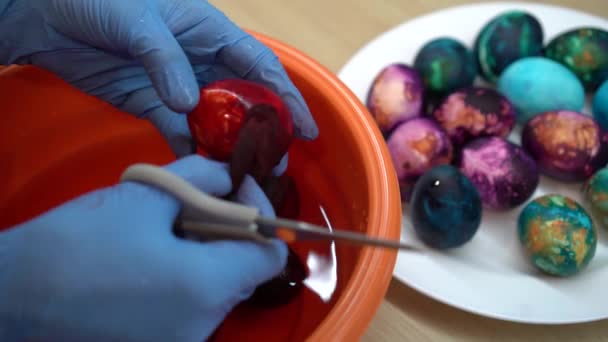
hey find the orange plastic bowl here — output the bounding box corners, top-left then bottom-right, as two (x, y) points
(0, 31), (401, 341)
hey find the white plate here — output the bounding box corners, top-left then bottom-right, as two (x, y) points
(337, 2), (608, 324)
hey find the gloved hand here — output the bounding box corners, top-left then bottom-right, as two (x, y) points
(0, 155), (287, 341)
(0, 0), (318, 157)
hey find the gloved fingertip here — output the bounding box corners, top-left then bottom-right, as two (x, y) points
(163, 155), (232, 197)
(187, 238), (288, 294)
(144, 107), (195, 157)
(132, 16), (200, 114)
(243, 238), (289, 284)
(215, 32), (319, 140)
(283, 94), (319, 141)
(272, 153), (289, 176)
(236, 239), (288, 301)
(235, 175), (276, 218)
(270, 238), (289, 266)
(152, 66), (200, 114)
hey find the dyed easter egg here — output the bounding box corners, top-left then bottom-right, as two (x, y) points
(497, 57), (585, 124)
(366, 63), (424, 135)
(593, 79), (608, 131)
(518, 194), (597, 277)
(545, 27), (608, 92)
(583, 168), (608, 230)
(458, 137), (539, 210)
(387, 118), (453, 201)
(430, 87), (516, 145)
(413, 37), (477, 94)
(521, 110), (608, 182)
(410, 164), (482, 249)
(474, 10), (544, 83)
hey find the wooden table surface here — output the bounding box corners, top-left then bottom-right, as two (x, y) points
(210, 1), (608, 341)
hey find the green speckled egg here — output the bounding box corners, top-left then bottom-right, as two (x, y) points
(545, 27), (608, 92)
(583, 168), (608, 230)
(474, 10), (544, 83)
(518, 194), (597, 277)
(414, 37), (477, 94)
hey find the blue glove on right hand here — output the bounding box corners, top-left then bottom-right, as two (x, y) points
(0, 155), (287, 341)
(0, 0), (319, 157)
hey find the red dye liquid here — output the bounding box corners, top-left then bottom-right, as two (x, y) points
(209, 139), (359, 342)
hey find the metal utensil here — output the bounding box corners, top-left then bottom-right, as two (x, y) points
(120, 163), (418, 251)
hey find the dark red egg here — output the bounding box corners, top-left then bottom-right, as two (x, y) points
(187, 79), (295, 188)
(245, 247), (308, 308)
(262, 174), (300, 219)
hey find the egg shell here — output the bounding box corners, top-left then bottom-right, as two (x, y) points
(474, 10), (544, 83)
(521, 110), (608, 182)
(518, 194), (597, 277)
(431, 86), (516, 146)
(593, 79), (608, 131)
(413, 37), (477, 94)
(497, 57), (585, 124)
(458, 136), (539, 210)
(365, 63), (424, 135)
(545, 27), (608, 92)
(410, 164), (482, 249)
(583, 168), (608, 230)
(386, 117), (453, 202)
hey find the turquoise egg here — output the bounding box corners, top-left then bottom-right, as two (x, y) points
(497, 57), (585, 124)
(583, 168), (608, 230)
(593, 79), (608, 131)
(518, 194), (597, 277)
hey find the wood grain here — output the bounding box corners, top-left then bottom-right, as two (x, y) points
(209, 1), (608, 340)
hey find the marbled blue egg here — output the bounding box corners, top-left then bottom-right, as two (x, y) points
(410, 164), (482, 249)
(593, 79), (608, 131)
(497, 57), (585, 124)
(413, 37), (477, 95)
(474, 10), (544, 83)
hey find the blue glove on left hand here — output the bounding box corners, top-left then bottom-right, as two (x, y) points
(0, 155), (287, 341)
(0, 0), (319, 156)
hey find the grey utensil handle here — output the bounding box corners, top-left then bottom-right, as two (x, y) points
(120, 164), (260, 228)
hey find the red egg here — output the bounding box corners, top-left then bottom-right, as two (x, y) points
(187, 79), (294, 187)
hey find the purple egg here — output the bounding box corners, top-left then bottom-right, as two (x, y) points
(431, 87), (516, 145)
(522, 110), (608, 182)
(366, 63), (424, 135)
(458, 137), (539, 210)
(387, 117), (453, 201)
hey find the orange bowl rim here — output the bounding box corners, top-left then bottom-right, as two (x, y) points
(250, 30), (402, 341)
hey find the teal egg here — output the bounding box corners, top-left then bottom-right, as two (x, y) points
(593, 79), (608, 131)
(410, 165), (482, 249)
(414, 37), (477, 95)
(583, 168), (608, 230)
(545, 27), (608, 92)
(474, 10), (544, 83)
(518, 194), (597, 277)
(497, 57), (585, 124)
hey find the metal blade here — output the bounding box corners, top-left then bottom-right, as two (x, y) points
(256, 216), (420, 251)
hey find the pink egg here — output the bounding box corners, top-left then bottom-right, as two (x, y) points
(366, 63), (424, 135)
(387, 117), (453, 201)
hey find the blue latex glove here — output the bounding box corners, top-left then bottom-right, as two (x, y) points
(0, 0), (319, 157)
(0, 155), (287, 341)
